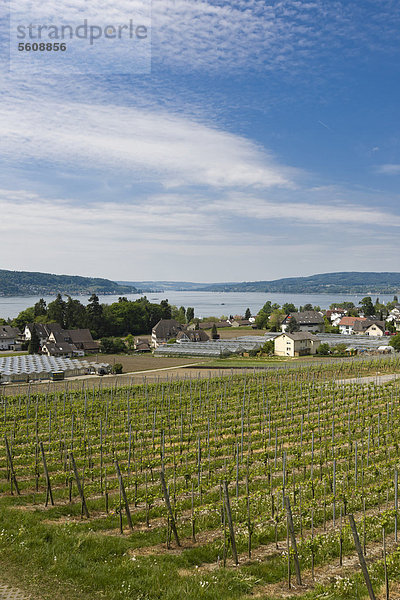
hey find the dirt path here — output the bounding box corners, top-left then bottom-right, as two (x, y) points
(337, 373), (399, 385)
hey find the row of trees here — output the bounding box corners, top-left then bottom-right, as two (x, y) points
(11, 295), (193, 339)
(254, 301), (322, 330)
(253, 296), (399, 331)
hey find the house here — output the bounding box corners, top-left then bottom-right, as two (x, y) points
(151, 319), (185, 348)
(353, 320), (385, 336)
(387, 304), (400, 332)
(0, 326), (20, 350)
(325, 309), (347, 327)
(230, 319), (253, 327)
(24, 324), (99, 354)
(281, 311), (325, 333)
(176, 330), (210, 343)
(24, 323), (63, 346)
(42, 333), (78, 357)
(62, 329), (99, 353)
(274, 332), (321, 357)
(338, 316), (367, 335)
(134, 339), (152, 353)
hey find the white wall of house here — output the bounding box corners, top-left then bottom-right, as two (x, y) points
(339, 325), (354, 335)
(274, 334), (320, 357)
(365, 324), (384, 337)
(0, 339), (14, 350)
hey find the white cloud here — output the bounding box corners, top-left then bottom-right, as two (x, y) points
(376, 164), (400, 175)
(7, 0), (400, 74)
(206, 194), (400, 227)
(0, 99), (295, 189)
(1, 187), (399, 280)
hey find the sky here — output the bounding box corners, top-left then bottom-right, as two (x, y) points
(1, 0), (400, 283)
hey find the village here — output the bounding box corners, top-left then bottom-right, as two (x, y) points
(0, 297), (399, 384)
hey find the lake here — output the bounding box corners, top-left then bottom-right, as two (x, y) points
(0, 291), (396, 320)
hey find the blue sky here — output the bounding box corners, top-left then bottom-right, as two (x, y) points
(1, 0), (400, 282)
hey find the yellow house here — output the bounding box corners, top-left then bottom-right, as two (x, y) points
(274, 332), (321, 357)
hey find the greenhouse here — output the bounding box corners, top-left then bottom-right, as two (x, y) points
(0, 355), (91, 383)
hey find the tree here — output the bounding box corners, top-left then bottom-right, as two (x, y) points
(28, 327), (40, 354)
(211, 323), (219, 339)
(64, 296), (87, 329)
(186, 307), (194, 323)
(323, 316), (339, 334)
(160, 300), (172, 320)
(360, 296), (375, 317)
(316, 342), (330, 356)
(12, 306), (35, 331)
(301, 304), (313, 311)
(111, 363), (123, 374)
(245, 308), (251, 320)
(171, 305), (186, 324)
(125, 334), (135, 352)
(389, 334), (400, 352)
(330, 301), (354, 310)
(255, 301), (275, 329)
(87, 294), (104, 337)
(268, 310), (285, 332)
(282, 303), (297, 314)
(100, 337), (127, 354)
(262, 340), (274, 355)
(288, 317), (300, 333)
(47, 294), (66, 327)
(33, 298), (47, 318)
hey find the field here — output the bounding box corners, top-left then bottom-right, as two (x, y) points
(1, 356), (400, 599)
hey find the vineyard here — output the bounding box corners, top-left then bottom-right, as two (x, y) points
(1, 357), (400, 600)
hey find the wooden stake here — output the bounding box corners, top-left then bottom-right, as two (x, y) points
(115, 459), (133, 530)
(348, 514), (376, 600)
(160, 469), (180, 547)
(40, 441), (54, 506)
(223, 480), (238, 565)
(4, 434), (20, 495)
(69, 452), (89, 518)
(285, 497), (302, 585)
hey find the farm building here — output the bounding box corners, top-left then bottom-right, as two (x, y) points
(281, 311), (325, 333)
(176, 330), (210, 343)
(0, 355), (91, 383)
(274, 332), (320, 357)
(0, 326), (20, 350)
(353, 320), (385, 336)
(151, 319), (186, 348)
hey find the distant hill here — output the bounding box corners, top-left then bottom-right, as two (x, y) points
(117, 281), (216, 292)
(201, 272), (400, 294)
(0, 269), (137, 297)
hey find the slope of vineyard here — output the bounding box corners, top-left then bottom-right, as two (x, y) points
(1, 358), (400, 600)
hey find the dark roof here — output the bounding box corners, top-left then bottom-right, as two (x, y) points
(0, 326), (20, 340)
(64, 329), (100, 350)
(152, 319), (184, 339)
(177, 330), (210, 342)
(135, 341), (151, 351)
(353, 320), (385, 332)
(26, 323), (63, 338)
(285, 311), (324, 325)
(65, 329), (94, 343)
(42, 341), (77, 355)
(279, 332), (320, 341)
